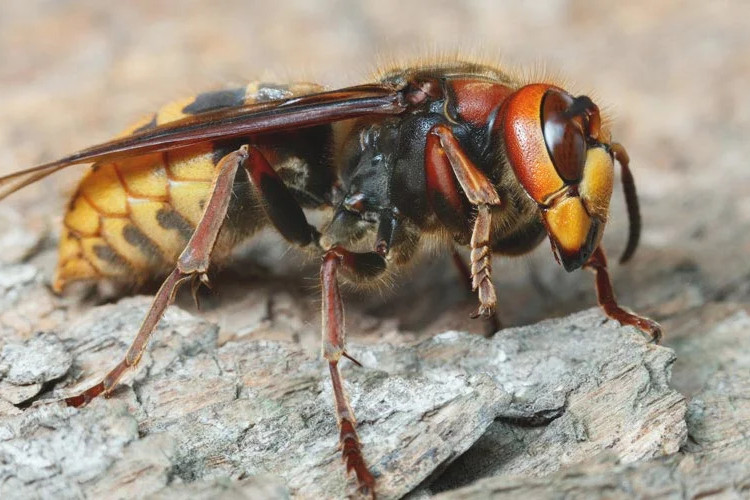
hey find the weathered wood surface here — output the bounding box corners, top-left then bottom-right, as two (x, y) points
(2, 1), (750, 499)
(433, 311), (750, 499)
(0, 281), (687, 499)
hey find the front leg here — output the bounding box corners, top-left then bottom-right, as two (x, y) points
(469, 204), (497, 319)
(585, 246), (662, 343)
(427, 124), (502, 319)
(450, 247), (502, 335)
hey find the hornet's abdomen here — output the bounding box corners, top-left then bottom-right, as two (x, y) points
(55, 81), (326, 291)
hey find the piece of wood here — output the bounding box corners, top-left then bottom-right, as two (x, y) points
(0, 290), (689, 499)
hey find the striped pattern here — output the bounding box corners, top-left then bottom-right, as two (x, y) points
(54, 81), (324, 291)
(56, 147), (216, 290)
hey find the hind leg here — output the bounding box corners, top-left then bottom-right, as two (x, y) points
(66, 146), (251, 406)
(65, 143), (323, 406)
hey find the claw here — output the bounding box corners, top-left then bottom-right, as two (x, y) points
(470, 303), (495, 320)
(642, 319), (663, 344)
(339, 419), (376, 498)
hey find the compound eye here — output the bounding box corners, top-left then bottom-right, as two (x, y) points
(542, 90), (586, 183)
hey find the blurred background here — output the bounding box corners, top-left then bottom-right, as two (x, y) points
(1, 0), (748, 362)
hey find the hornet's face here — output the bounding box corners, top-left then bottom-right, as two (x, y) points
(501, 84), (631, 271)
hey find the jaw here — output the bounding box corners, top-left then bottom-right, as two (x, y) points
(550, 216), (603, 272)
(320, 208), (375, 250)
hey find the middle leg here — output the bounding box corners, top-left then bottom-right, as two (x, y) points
(320, 245), (387, 498)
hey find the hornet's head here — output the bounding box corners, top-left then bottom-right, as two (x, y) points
(500, 84), (640, 271)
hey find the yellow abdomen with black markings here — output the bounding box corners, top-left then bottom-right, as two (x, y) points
(55, 81), (325, 291)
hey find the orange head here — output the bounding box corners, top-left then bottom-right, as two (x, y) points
(500, 83), (639, 271)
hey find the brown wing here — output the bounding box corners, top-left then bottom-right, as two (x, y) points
(0, 83), (407, 201)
